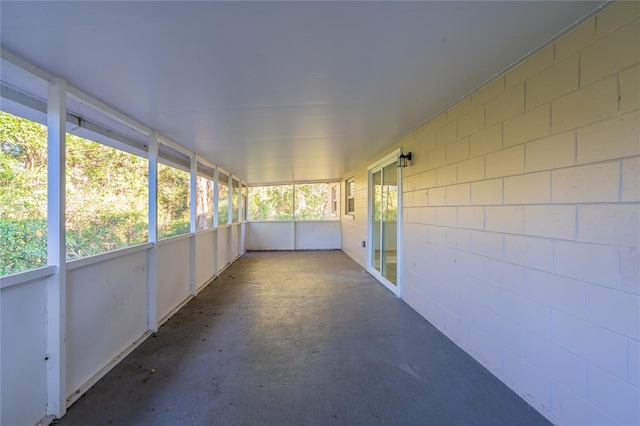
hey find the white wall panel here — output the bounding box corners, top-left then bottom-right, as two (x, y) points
(231, 224), (239, 259)
(247, 222), (294, 250)
(295, 221), (340, 250)
(66, 250), (147, 397)
(218, 227), (230, 272)
(157, 237), (191, 321)
(195, 230), (215, 290)
(240, 222), (247, 254)
(0, 277), (48, 426)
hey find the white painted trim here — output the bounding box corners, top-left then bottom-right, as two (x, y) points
(35, 415), (56, 426)
(197, 156), (216, 171)
(196, 276), (215, 294)
(396, 151), (404, 298)
(66, 85), (150, 137)
(46, 77), (67, 418)
(0, 265), (56, 289)
(147, 132), (159, 332)
(65, 331), (153, 407)
(247, 220), (295, 224)
(293, 186), (297, 249)
(1, 47), (52, 82)
(213, 228), (219, 281)
(213, 168), (220, 228)
(196, 227), (216, 235)
(366, 150), (403, 297)
(190, 155), (198, 296)
(157, 232), (194, 245)
(157, 134), (193, 158)
(367, 149), (401, 171)
(66, 243), (153, 271)
(157, 296), (194, 327)
(227, 174), (233, 227)
(190, 155), (198, 235)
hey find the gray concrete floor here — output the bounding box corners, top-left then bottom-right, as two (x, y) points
(56, 250), (550, 426)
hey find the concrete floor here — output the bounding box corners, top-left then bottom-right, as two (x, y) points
(56, 250), (550, 426)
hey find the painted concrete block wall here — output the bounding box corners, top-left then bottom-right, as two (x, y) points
(341, 167), (370, 267)
(340, 3), (639, 425)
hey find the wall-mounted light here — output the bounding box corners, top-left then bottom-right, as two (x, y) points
(398, 150), (412, 168)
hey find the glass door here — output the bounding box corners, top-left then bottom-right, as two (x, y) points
(368, 153), (401, 295)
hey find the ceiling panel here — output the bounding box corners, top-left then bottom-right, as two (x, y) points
(1, 1), (606, 183)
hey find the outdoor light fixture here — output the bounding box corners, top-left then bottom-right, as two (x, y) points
(398, 150), (412, 168)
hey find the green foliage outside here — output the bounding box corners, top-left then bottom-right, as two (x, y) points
(0, 111), (192, 276)
(1, 112), (48, 274)
(196, 175), (214, 230)
(248, 183), (331, 221)
(295, 183), (329, 220)
(232, 180), (240, 223)
(157, 163), (190, 239)
(249, 185), (294, 221)
(66, 134), (149, 259)
(218, 180), (229, 225)
(2, 109), (335, 276)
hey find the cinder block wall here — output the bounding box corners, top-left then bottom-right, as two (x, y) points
(340, 3), (639, 425)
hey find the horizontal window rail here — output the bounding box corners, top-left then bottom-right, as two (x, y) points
(0, 265), (56, 289)
(66, 243), (153, 271)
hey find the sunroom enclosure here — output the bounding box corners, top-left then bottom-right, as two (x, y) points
(0, 56), (341, 426)
(2, 2), (640, 426)
(0, 74), (247, 426)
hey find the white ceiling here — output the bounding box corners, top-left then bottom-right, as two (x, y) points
(1, 1), (606, 184)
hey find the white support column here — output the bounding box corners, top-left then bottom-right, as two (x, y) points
(46, 78), (67, 417)
(213, 168), (219, 275)
(147, 132), (159, 332)
(213, 168), (219, 228)
(227, 174), (233, 264)
(292, 184), (297, 250)
(227, 174), (233, 225)
(189, 155), (197, 296)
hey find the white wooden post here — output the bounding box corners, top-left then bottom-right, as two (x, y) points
(227, 174), (233, 264)
(213, 168), (219, 228)
(46, 77), (67, 417)
(292, 184), (297, 249)
(147, 132), (159, 331)
(213, 168), (219, 275)
(189, 155), (197, 295)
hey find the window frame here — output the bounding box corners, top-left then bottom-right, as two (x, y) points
(331, 185), (338, 216)
(345, 178), (355, 215)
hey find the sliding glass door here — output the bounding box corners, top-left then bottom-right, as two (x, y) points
(368, 152), (402, 295)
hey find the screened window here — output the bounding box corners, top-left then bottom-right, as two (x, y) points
(346, 178), (355, 214)
(65, 133), (148, 259)
(295, 183), (330, 220)
(331, 185), (338, 215)
(196, 173), (214, 231)
(249, 183), (338, 221)
(218, 173), (229, 226)
(242, 184), (248, 221)
(0, 111), (48, 275)
(157, 163), (190, 239)
(232, 179), (240, 223)
(248, 185), (294, 221)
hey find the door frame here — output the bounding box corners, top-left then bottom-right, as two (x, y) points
(367, 149), (403, 297)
